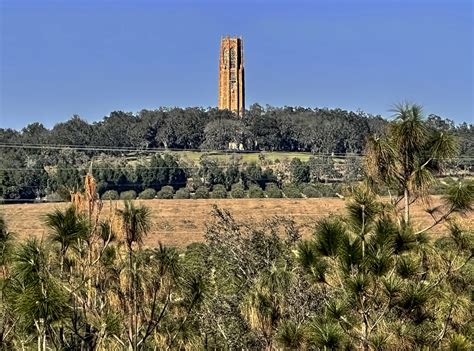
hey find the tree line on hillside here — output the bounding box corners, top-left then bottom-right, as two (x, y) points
(1, 104), (472, 154)
(0, 104), (473, 350)
(0, 151), (359, 201)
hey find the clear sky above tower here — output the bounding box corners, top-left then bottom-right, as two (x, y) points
(0, 0), (472, 129)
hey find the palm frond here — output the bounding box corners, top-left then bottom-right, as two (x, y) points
(346, 187), (380, 234)
(392, 225), (417, 254)
(370, 216), (399, 248)
(447, 221), (473, 252)
(307, 318), (346, 349)
(116, 201), (151, 247)
(444, 333), (472, 351)
(325, 299), (349, 321)
(369, 333), (392, 351)
(409, 165), (436, 200)
(12, 238), (47, 286)
(382, 275), (403, 298)
(296, 241), (329, 283)
(427, 130), (459, 161)
(367, 246), (394, 276)
(99, 220), (117, 243)
(442, 179), (474, 213)
(296, 240), (317, 271)
(364, 135), (397, 183)
(44, 206), (89, 251)
(396, 282), (432, 312)
(396, 255), (419, 279)
(276, 320), (305, 349)
(150, 244), (181, 280)
(338, 236), (363, 274)
(346, 273), (370, 297)
(313, 217), (347, 257)
(390, 102), (428, 156)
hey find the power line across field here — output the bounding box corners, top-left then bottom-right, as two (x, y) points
(0, 142), (363, 155)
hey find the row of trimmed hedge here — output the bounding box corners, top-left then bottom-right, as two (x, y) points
(100, 183), (342, 200)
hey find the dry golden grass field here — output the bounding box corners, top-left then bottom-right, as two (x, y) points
(1, 198), (472, 247)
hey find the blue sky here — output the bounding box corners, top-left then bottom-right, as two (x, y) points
(0, 0), (472, 129)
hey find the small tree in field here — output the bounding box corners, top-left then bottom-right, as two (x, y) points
(116, 201), (151, 351)
(365, 103), (459, 224)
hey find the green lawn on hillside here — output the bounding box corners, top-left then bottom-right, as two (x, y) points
(167, 150), (318, 163)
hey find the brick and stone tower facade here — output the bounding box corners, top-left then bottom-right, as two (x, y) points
(218, 36), (245, 117)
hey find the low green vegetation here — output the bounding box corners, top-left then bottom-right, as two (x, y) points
(210, 184), (227, 199)
(101, 189), (119, 200)
(156, 185), (174, 199)
(265, 182), (283, 198)
(0, 103), (473, 350)
(230, 183), (246, 198)
(138, 188), (156, 199)
(174, 187), (190, 199)
(0, 174), (472, 350)
(248, 184), (265, 198)
(119, 190), (137, 200)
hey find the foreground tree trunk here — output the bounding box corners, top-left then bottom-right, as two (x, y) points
(404, 187), (410, 224)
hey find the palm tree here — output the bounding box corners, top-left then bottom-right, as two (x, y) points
(116, 201), (151, 351)
(365, 102), (458, 224)
(242, 263), (292, 350)
(275, 320), (305, 349)
(116, 201), (151, 252)
(12, 238), (68, 351)
(0, 215), (14, 277)
(44, 206), (88, 274)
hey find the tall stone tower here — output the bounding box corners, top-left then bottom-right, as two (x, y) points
(218, 36), (245, 116)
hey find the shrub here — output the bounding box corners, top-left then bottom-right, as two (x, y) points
(56, 185), (72, 201)
(120, 190), (137, 200)
(211, 184), (228, 199)
(156, 186), (174, 199)
(230, 183), (246, 198)
(194, 186), (210, 199)
(45, 192), (63, 202)
(138, 188), (156, 199)
(102, 190), (119, 201)
(290, 158), (310, 183)
(302, 184), (323, 198)
(248, 184), (264, 198)
(301, 183), (338, 198)
(265, 183), (282, 198)
(175, 188), (191, 199)
(283, 184), (302, 198)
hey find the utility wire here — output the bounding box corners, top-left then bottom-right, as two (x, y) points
(0, 142), (366, 156)
(2, 143), (473, 159)
(0, 163), (363, 171)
